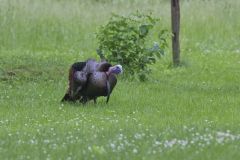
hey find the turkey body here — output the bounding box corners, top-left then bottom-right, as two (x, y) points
(61, 59), (120, 104)
(81, 72), (117, 96)
(79, 72), (117, 103)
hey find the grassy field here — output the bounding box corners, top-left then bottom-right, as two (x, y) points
(0, 0), (240, 159)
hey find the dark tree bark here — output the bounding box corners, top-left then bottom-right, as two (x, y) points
(171, 0), (180, 66)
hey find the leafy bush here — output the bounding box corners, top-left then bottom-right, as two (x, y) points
(96, 12), (168, 81)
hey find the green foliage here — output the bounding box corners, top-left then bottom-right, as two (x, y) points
(96, 12), (169, 81)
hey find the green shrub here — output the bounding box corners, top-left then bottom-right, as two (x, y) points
(96, 12), (169, 81)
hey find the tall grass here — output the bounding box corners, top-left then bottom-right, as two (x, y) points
(0, 0), (168, 53)
(0, 0), (239, 54)
(180, 0), (240, 52)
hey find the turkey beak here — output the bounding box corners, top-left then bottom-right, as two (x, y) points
(116, 65), (123, 74)
(107, 65), (123, 75)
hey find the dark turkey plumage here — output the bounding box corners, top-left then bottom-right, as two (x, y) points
(61, 59), (122, 104)
(78, 71), (117, 104)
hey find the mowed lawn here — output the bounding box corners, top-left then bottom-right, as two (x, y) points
(0, 0), (240, 159)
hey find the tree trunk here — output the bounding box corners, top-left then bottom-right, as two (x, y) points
(171, 0), (180, 66)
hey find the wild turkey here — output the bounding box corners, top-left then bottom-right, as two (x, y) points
(61, 59), (122, 104)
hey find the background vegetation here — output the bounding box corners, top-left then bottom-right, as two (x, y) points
(96, 12), (168, 81)
(0, 0), (240, 159)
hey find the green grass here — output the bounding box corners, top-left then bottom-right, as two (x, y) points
(1, 0), (240, 159)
